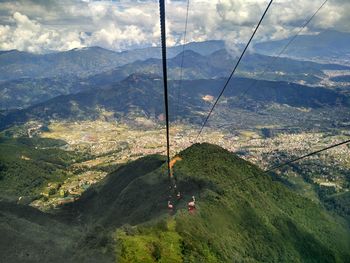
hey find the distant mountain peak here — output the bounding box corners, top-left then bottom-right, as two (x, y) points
(122, 73), (162, 83)
(176, 49), (203, 57)
(0, 49), (19, 55)
(68, 46), (116, 53)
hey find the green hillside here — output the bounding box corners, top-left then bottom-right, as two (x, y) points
(0, 136), (86, 200)
(66, 143), (350, 262)
(1, 143), (349, 262)
(0, 201), (115, 263)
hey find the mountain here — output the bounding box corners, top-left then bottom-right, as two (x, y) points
(119, 40), (225, 62)
(0, 41), (225, 82)
(0, 77), (87, 110)
(254, 30), (350, 62)
(0, 136), (85, 201)
(88, 49), (350, 86)
(100, 143), (350, 261)
(330, 75), (350, 83)
(0, 201), (114, 263)
(0, 74), (167, 130)
(2, 143), (349, 262)
(2, 45), (349, 111)
(0, 74), (348, 130)
(0, 37), (348, 81)
(0, 47), (126, 81)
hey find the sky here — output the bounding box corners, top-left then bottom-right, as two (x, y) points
(0, 0), (349, 53)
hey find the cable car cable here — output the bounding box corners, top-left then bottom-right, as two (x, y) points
(231, 138), (350, 186)
(159, 0), (171, 179)
(195, 0), (274, 141)
(176, 0), (190, 122)
(239, 0), (328, 100)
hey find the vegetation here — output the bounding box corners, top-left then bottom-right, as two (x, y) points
(0, 201), (115, 263)
(0, 136), (86, 199)
(323, 191), (350, 222)
(170, 143), (350, 262)
(1, 142), (350, 262)
(67, 143), (350, 262)
(116, 219), (183, 263)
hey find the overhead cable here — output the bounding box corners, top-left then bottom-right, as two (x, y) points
(196, 0), (274, 140)
(176, 0), (190, 122)
(159, 0), (171, 178)
(232, 138), (350, 186)
(238, 0), (329, 100)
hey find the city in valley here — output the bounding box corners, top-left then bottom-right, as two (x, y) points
(23, 118), (349, 210)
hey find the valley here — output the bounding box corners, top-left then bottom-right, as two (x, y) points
(1, 27), (350, 262)
(4, 116), (347, 213)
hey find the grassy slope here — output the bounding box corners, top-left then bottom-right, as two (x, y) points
(0, 137), (84, 200)
(0, 201), (116, 263)
(112, 143), (350, 262)
(1, 142), (349, 262)
(0, 201), (79, 263)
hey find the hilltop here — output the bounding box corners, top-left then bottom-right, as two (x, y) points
(67, 143), (350, 262)
(2, 143), (348, 262)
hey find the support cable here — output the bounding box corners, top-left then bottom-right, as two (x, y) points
(159, 0), (171, 179)
(196, 0), (274, 141)
(239, 0), (328, 100)
(232, 138), (350, 186)
(176, 0), (190, 122)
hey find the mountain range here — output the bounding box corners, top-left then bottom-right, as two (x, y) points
(254, 30), (350, 62)
(2, 46), (349, 110)
(1, 74), (348, 130)
(3, 30), (350, 84)
(0, 41), (225, 82)
(89, 49), (348, 86)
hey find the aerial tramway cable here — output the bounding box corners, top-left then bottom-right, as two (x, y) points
(195, 0), (274, 141)
(264, 138), (350, 173)
(176, 0), (190, 122)
(159, 0), (171, 179)
(238, 0), (329, 100)
(231, 138), (350, 186)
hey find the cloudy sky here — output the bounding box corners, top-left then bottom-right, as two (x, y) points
(0, 0), (349, 53)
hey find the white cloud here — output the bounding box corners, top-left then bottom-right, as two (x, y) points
(0, 0), (349, 53)
(0, 11), (84, 52)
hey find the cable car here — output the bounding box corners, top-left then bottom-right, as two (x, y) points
(188, 196), (196, 211)
(168, 200), (174, 210)
(176, 191), (181, 199)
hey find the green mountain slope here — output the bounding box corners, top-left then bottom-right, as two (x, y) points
(0, 201), (115, 263)
(0, 136), (86, 200)
(1, 143), (349, 262)
(0, 201), (80, 263)
(63, 143), (350, 262)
